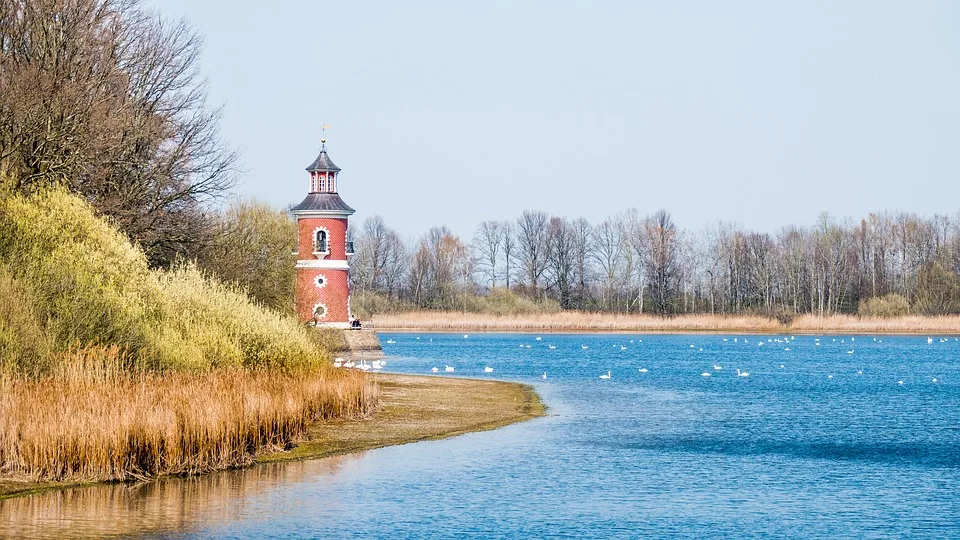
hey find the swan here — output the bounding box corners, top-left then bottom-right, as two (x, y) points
(784, 348), (791, 351)
(701, 372), (711, 377)
(483, 366), (494, 373)
(548, 345), (557, 349)
(928, 337), (934, 344)
(736, 369), (749, 377)
(898, 380), (904, 385)
(713, 365), (723, 370)
(358, 360), (371, 371)
(431, 367), (439, 373)
(463, 335), (469, 339)
(621, 346), (628, 351)
(599, 371), (611, 379)
(385, 339), (396, 344)
(828, 375), (833, 379)
(536, 337), (542, 341)
(371, 360), (383, 369)
(847, 350), (854, 354)
(780, 364), (785, 369)
(932, 378), (938, 383)
(344, 360), (355, 369)
(638, 368), (648, 373)
(581, 345), (589, 349)
(541, 372), (547, 379)
(445, 365), (455, 372)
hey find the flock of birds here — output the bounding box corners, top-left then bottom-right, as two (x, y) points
(367, 333), (953, 386)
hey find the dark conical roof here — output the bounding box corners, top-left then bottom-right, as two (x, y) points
(305, 146), (341, 172)
(290, 193), (355, 215)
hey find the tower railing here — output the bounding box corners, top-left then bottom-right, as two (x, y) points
(312, 240), (329, 253)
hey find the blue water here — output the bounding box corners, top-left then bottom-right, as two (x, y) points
(5, 333), (960, 539)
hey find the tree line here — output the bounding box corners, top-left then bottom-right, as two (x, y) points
(350, 208), (960, 317)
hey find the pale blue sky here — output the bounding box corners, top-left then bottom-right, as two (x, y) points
(150, 0), (960, 238)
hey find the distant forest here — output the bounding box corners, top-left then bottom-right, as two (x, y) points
(348, 208), (960, 318)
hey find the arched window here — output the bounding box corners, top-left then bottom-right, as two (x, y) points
(314, 229), (328, 253)
(328, 173), (335, 192)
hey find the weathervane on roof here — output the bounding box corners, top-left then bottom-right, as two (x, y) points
(320, 123), (330, 148)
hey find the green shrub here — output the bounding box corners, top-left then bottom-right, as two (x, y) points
(858, 294), (911, 317)
(0, 188), (324, 372)
(0, 266), (51, 374)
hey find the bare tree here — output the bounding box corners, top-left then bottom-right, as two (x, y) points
(643, 209), (679, 314)
(473, 220), (504, 289)
(546, 217), (575, 308)
(516, 210), (549, 299)
(0, 0), (238, 266)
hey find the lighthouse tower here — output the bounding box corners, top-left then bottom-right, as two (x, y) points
(291, 139), (355, 327)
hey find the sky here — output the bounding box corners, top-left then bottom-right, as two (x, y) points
(149, 0), (960, 239)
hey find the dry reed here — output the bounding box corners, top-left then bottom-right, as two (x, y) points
(0, 347), (378, 483)
(373, 311), (960, 334)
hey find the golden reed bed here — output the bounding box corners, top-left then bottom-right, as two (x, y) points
(0, 347), (378, 485)
(372, 311), (960, 334)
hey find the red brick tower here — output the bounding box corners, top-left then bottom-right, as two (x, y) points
(291, 139), (355, 327)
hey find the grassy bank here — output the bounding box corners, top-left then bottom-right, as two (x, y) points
(372, 311), (960, 334)
(0, 188), (377, 486)
(0, 374), (543, 502)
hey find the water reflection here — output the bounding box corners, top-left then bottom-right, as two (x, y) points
(0, 453), (363, 539)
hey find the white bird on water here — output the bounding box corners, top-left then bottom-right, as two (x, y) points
(599, 371), (611, 380)
(932, 378), (938, 383)
(898, 380), (904, 385)
(431, 367), (439, 373)
(463, 334), (469, 339)
(445, 365), (455, 372)
(736, 369), (749, 377)
(581, 345), (589, 350)
(548, 345), (557, 349)
(928, 337), (934, 344)
(536, 336), (542, 341)
(714, 365), (723, 370)
(701, 372), (711, 377)
(639, 368), (649, 373)
(541, 372), (547, 379)
(484, 366), (494, 373)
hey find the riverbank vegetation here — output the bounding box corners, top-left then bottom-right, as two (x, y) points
(371, 311), (960, 334)
(0, 188), (377, 484)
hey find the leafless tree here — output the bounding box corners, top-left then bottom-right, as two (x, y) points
(0, 0), (238, 266)
(516, 210), (549, 299)
(473, 220), (504, 289)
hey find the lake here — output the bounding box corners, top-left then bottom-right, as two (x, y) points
(3, 333), (959, 538)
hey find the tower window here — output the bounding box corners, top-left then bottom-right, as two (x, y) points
(314, 229), (329, 253)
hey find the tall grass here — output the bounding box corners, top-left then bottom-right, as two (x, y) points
(0, 347), (378, 483)
(372, 311), (960, 334)
(0, 188), (379, 483)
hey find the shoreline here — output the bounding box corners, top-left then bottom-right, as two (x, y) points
(370, 312), (960, 336)
(376, 327), (960, 336)
(0, 373), (545, 500)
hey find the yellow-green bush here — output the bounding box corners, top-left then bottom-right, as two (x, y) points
(0, 188), (323, 372)
(857, 294), (911, 318)
(0, 266), (51, 374)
